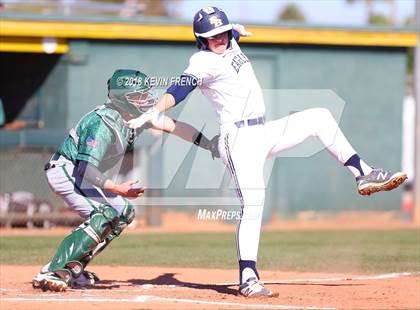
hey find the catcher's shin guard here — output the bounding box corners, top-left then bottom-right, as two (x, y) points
(80, 203), (135, 268)
(48, 204), (119, 280)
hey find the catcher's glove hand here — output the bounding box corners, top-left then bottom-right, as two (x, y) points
(208, 134), (220, 160)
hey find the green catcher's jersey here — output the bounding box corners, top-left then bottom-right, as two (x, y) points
(58, 105), (136, 173)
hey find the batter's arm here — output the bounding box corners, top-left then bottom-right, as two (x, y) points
(151, 115), (219, 158)
(154, 75), (196, 113)
(155, 93), (176, 113)
(127, 75), (196, 129)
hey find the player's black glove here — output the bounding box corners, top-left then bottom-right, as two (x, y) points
(208, 134), (220, 159)
(193, 133), (220, 160)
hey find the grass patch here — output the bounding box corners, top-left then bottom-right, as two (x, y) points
(1, 229), (418, 273)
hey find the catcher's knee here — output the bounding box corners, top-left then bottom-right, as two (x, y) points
(88, 204), (120, 242)
(122, 202), (135, 224)
(111, 202), (135, 237)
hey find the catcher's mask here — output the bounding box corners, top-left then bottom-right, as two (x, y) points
(107, 69), (157, 117)
(193, 6), (233, 50)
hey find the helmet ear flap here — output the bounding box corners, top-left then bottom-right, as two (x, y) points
(195, 35), (207, 49)
(227, 30), (233, 41)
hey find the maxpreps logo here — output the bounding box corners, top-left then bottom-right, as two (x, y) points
(197, 209), (260, 221)
(197, 209), (242, 221)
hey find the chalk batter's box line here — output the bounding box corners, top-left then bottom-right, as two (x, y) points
(2, 272), (418, 310)
(1, 296), (336, 310)
(2, 271), (418, 295)
(212, 271), (420, 286)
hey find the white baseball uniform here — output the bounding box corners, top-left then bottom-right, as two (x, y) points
(184, 38), (358, 264)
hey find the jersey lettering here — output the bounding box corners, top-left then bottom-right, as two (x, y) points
(183, 39), (265, 124)
(231, 52), (250, 73)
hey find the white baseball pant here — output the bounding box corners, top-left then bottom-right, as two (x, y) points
(45, 155), (129, 220)
(218, 108), (357, 261)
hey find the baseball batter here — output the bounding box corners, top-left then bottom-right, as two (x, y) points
(128, 7), (407, 298)
(32, 69), (219, 292)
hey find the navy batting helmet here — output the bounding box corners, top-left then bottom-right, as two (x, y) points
(193, 7), (233, 49)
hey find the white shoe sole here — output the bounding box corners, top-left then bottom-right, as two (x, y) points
(238, 291), (279, 298)
(358, 172), (407, 196)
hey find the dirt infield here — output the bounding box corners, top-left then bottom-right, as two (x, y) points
(1, 265), (419, 310)
(1, 212), (419, 309)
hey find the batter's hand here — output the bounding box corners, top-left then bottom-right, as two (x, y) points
(127, 107), (159, 129)
(232, 24), (252, 37)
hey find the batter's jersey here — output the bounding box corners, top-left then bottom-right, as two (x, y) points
(57, 105), (136, 173)
(184, 39), (265, 125)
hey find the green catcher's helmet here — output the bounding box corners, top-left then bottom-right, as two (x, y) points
(107, 69), (157, 116)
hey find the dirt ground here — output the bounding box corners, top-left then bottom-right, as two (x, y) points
(1, 211), (419, 309)
(1, 265), (419, 310)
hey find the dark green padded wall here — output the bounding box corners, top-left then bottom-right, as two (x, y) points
(259, 46), (405, 213)
(2, 41), (404, 214)
(64, 41), (407, 213)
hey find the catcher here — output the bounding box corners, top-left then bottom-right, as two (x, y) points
(32, 69), (219, 292)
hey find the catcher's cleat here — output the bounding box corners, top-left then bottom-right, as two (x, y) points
(357, 169), (407, 196)
(32, 262), (52, 288)
(70, 271), (99, 288)
(37, 273), (68, 292)
(238, 277), (279, 298)
(32, 273), (45, 289)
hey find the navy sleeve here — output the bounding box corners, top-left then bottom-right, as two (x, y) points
(233, 30), (240, 42)
(77, 160), (107, 188)
(166, 74), (197, 105)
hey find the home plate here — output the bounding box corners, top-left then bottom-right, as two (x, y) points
(142, 284), (154, 289)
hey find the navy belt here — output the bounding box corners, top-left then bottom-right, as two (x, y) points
(44, 162), (56, 171)
(234, 116), (265, 128)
